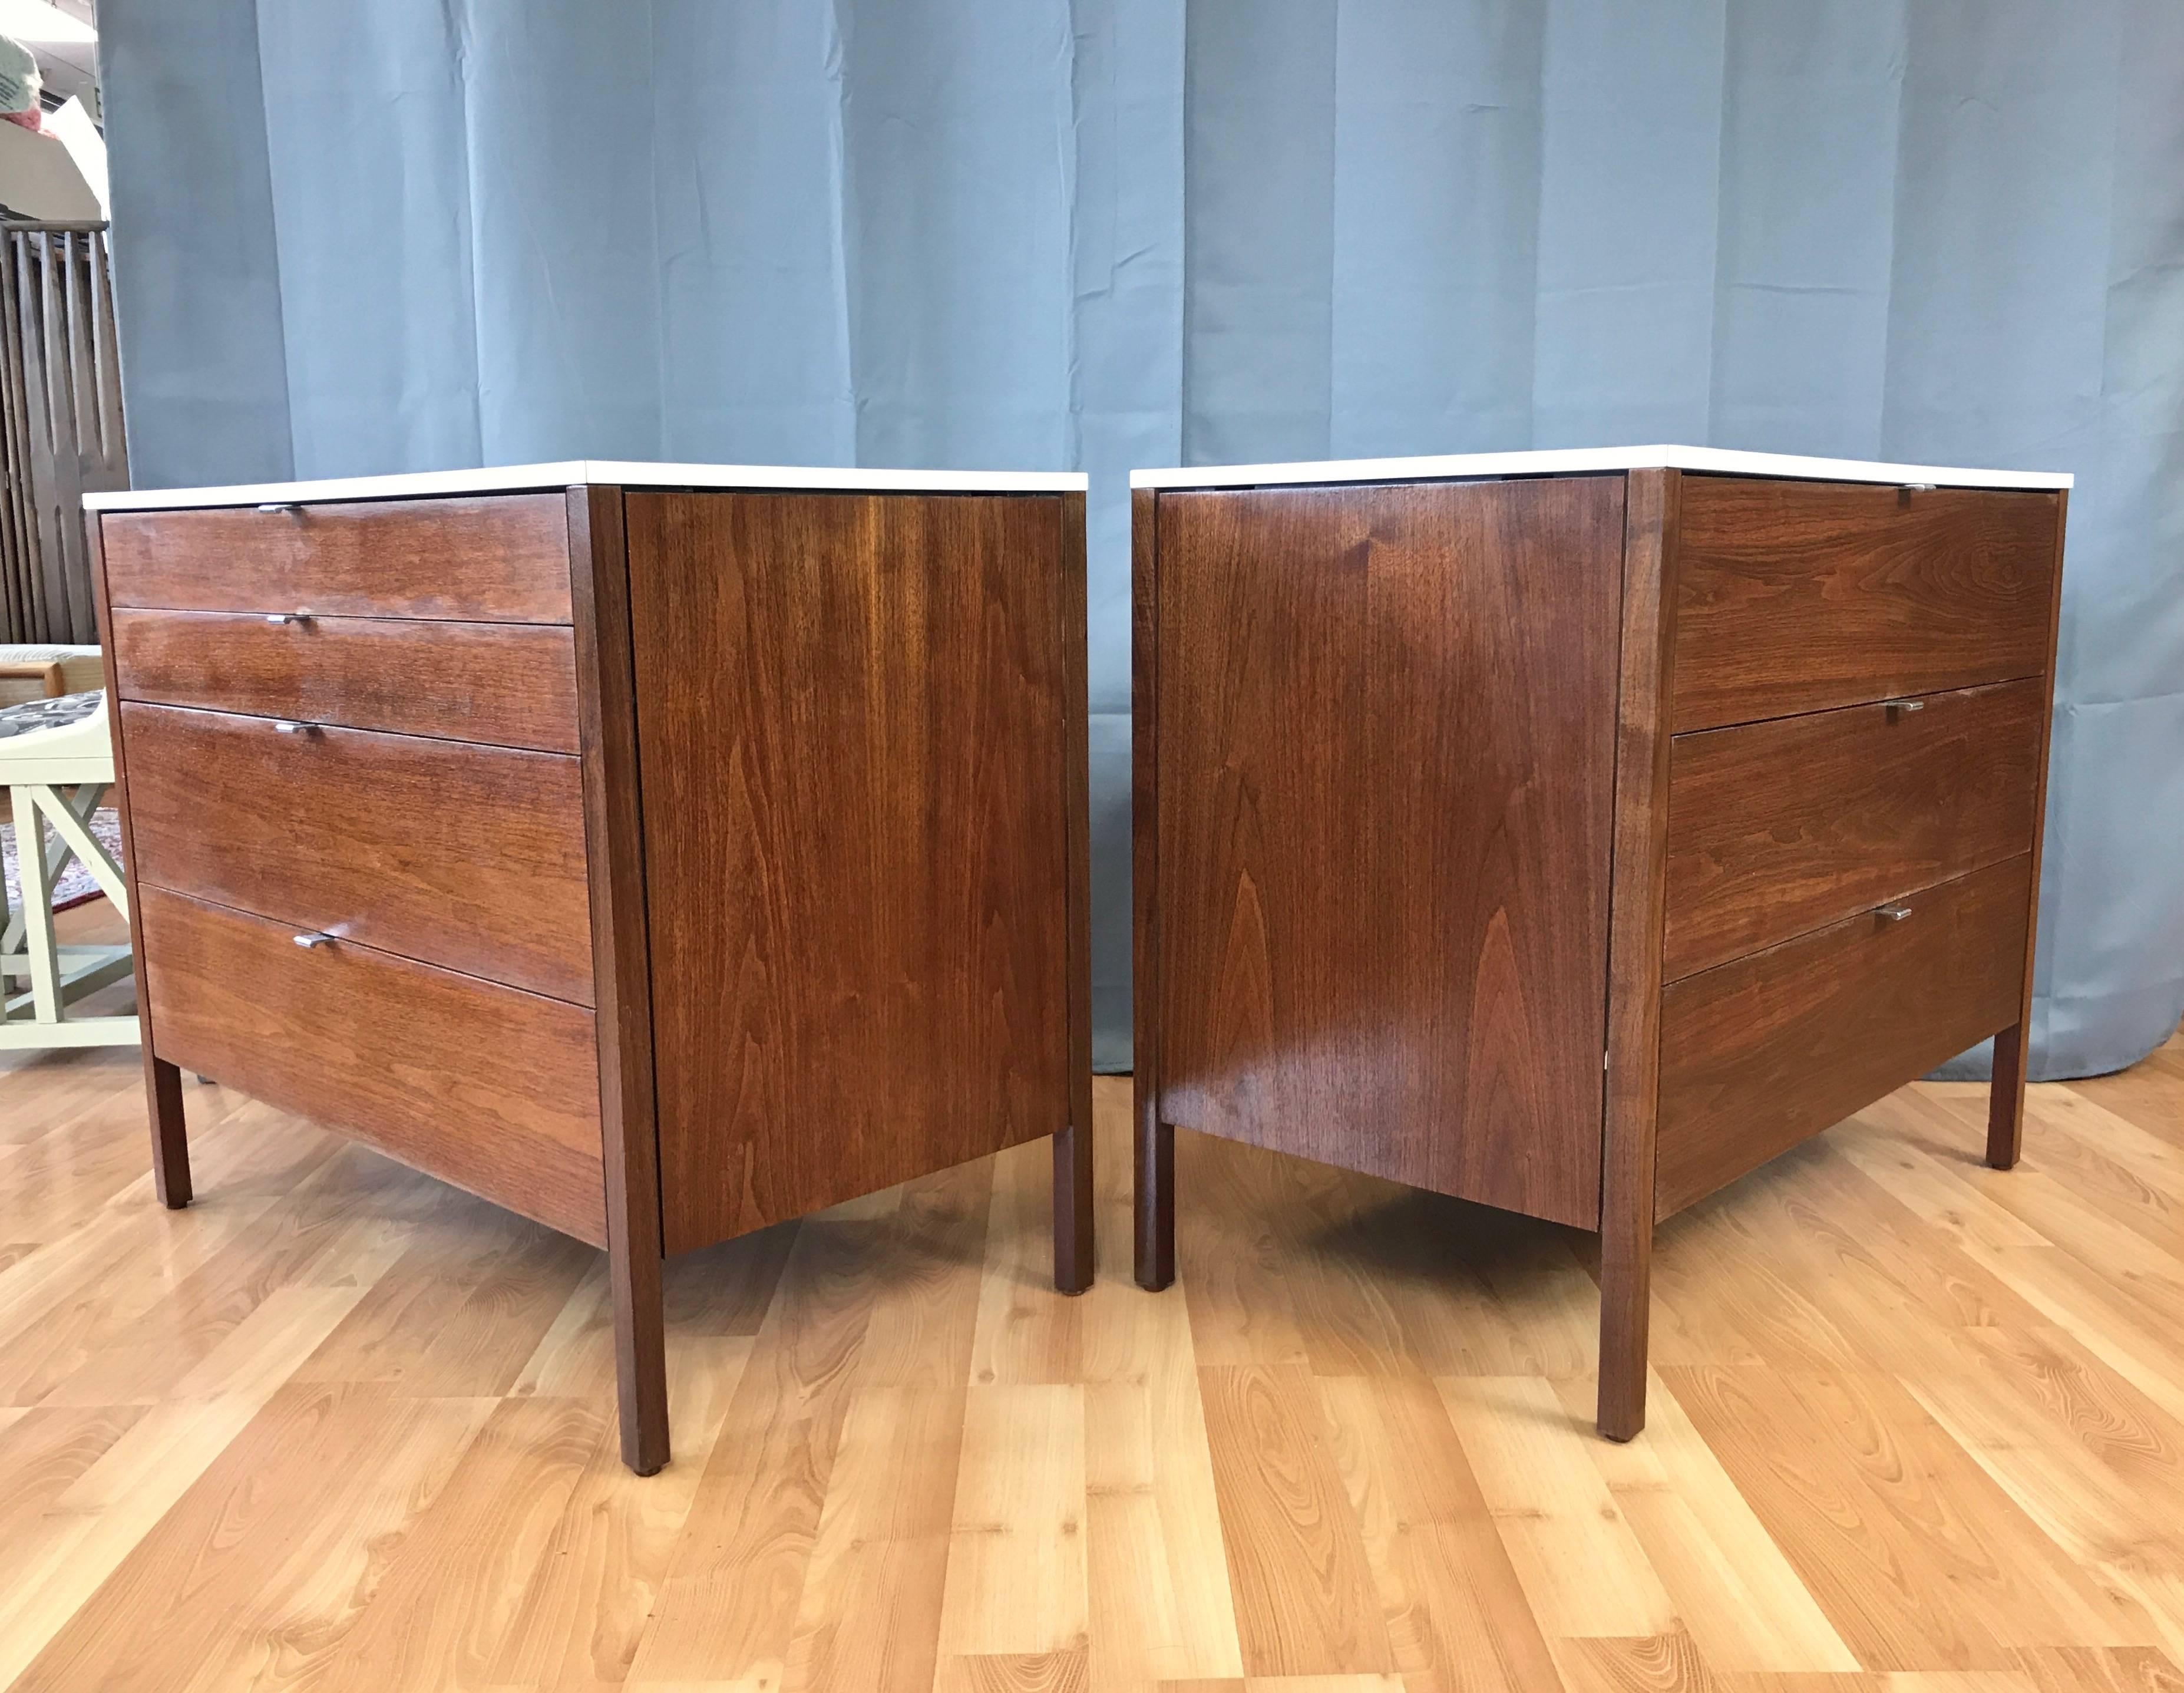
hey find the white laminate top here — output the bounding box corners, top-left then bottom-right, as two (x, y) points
(1128, 445), (2072, 492)
(82, 460), (1088, 513)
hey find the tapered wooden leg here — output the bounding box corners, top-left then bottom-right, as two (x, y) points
(1988, 487), (2064, 1170)
(146, 1054), (191, 1209)
(1987, 1019), (2030, 1170)
(1053, 1117), (1094, 1294)
(1597, 466), (1675, 1441)
(608, 1229), (669, 1476)
(569, 484), (669, 1475)
(1135, 1107), (1174, 1292)
(1130, 484), (1171, 1295)
(1597, 1206), (1651, 1440)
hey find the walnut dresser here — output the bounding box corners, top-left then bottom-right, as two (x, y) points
(82, 462), (1095, 1473)
(1128, 446), (2070, 1438)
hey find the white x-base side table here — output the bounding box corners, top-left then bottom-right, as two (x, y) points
(1, 689), (137, 1050)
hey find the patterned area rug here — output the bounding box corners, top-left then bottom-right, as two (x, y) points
(2, 808), (123, 913)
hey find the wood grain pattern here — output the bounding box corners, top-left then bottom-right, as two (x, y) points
(6, 957), (2184, 1692)
(5, 1385), (501, 1693)
(1990, 488), (2070, 1170)
(1549, 1370), (1860, 1672)
(781, 1163), (991, 1693)
(1663, 1363), (2149, 1670)
(120, 701), (595, 1005)
(1317, 1370), (1565, 1691)
(1665, 678), (2044, 979)
(1672, 478), (2060, 732)
(1440, 1373), (1679, 1637)
(136, 886), (607, 1244)
(1600, 466), (1678, 1440)
(1199, 1362), (1394, 1677)
(98, 494), (575, 622)
(629, 1217), (893, 1682)
(626, 490), (1073, 1255)
(1154, 476), (1623, 1228)
(110, 607), (582, 751)
(1656, 855), (2033, 1218)
(938, 1382), (1088, 1655)
(566, 484), (669, 1476)
(85, 515), (190, 1209)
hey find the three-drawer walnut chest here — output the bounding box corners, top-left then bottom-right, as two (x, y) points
(1128, 446), (2070, 1438)
(84, 462), (1096, 1473)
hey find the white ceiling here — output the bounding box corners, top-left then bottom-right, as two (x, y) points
(14, 0), (95, 117)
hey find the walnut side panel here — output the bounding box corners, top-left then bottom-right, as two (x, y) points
(1155, 477), (1623, 1228)
(629, 491), (1073, 1253)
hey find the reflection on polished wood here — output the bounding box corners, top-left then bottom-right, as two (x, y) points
(4, 905), (2183, 1691)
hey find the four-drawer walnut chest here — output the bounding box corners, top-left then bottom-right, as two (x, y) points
(1127, 446), (2070, 1437)
(83, 462), (1096, 1473)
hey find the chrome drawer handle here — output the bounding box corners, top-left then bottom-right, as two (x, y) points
(257, 501), (300, 514)
(1878, 903), (1914, 922)
(1903, 481), (1937, 493)
(293, 932), (332, 949)
(263, 611), (311, 626)
(273, 720), (319, 737)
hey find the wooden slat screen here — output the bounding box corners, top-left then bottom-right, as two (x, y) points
(0, 221), (125, 645)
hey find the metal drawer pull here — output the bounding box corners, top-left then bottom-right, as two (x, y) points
(1903, 481), (1937, 493)
(263, 611), (310, 625)
(293, 932), (332, 949)
(1878, 902), (1914, 922)
(257, 501), (300, 514)
(273, 720), (318, 737)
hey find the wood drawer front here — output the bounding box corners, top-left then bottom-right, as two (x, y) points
(139, 886), (607, 1245)
(1672, 478), (2060, 732)
(98, 494), (574, 623)
(111, 608), (580, 752)
(121, 703), (594, 1005)
(1656, 854), (2031, 1219)
(1664, 678), (2045, 979)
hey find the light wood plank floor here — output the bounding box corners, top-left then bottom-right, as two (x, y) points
(4, 903), (2183, 1692)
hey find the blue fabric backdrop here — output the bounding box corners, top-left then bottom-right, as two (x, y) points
(99, 0), (2184, 1077)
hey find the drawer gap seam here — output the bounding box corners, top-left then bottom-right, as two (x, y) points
(131, 880), (599, 1013)
(1671, 668), (2048, 740)
(115, 697), (584, 760)
(1659, 849), (2036, 989)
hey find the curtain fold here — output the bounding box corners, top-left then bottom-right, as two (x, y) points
(101, 0), (2184, 1077)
